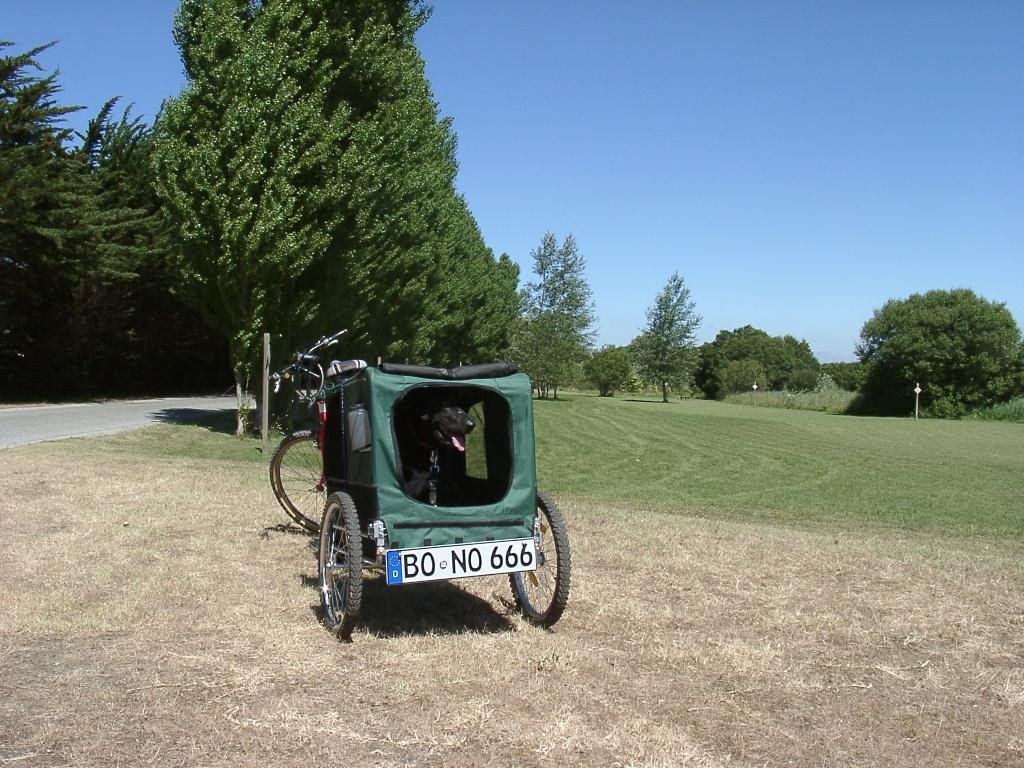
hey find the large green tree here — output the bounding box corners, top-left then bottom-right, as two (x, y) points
(154, 0), (515, 431)
(694, 325), (819, 399)
(631, 272), (701, 403)
(511, 233), (595, 398)
(412, 202), (520, 365)
(855, 289), (1024, 417)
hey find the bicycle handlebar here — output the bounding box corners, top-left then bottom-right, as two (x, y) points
(270, 329), (347, 398)
(271, 329), (347, 377)
(308, 328), (347, 355)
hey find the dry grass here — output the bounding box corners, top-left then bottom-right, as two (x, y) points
(2, 434), (1023, 767)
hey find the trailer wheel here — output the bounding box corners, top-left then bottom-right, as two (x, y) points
(319, 492), (362, 640)
(510, 492), (570, 628)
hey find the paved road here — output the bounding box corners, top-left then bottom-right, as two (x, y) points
(0, 396), (238, 449)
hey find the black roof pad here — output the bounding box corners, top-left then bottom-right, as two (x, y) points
(378, 362), (519, 380)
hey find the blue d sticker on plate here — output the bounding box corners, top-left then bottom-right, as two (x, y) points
(386, 550), (403, 585)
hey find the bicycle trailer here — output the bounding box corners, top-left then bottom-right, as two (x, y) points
(316, 361), (570, 639)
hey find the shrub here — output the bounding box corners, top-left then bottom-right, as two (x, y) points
(583, 346), (632, 397)
(821, 362), (867, 392)
(788, 367), (819, 393)
(815, 372), (839, 392)
(966, 397), (1024, 423)
(725, 389), (856, 414)
(721, 358), (766, 394)
(694, 325), (819, 398)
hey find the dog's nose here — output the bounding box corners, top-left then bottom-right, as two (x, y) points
(466, 418), (475, 431)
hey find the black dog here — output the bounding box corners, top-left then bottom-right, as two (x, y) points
(416, 404), (475, 454)
(401, 400), (475, 504)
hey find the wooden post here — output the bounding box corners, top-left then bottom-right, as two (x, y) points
(914, 382), (921, 420)
(261, 332), (270, 453)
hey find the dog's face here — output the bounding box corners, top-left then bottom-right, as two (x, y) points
(422, 405), (475, 453)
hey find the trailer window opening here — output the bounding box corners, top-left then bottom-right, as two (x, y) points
(392, 385), (513, 507)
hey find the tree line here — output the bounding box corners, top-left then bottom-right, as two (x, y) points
(2, 1), (520, 417)
(511, 233), (1024, 420)
(510, 232), (700, 404)
(573, 287), (1024, 420)
(1, 3), (705, 416)
(4, 1), (1022, 423)
(0, 41), (228, 399)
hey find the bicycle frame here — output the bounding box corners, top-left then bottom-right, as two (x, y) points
(313, 395), (328, 494)
(268, 329), (348, 532)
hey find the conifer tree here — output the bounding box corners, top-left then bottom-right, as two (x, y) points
(0, 41), (86, 394)
(1, 41), (226, 398)
(76, 102), (227, 393)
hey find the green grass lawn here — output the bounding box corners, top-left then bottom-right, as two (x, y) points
(534, 394), (1024, 538)
(83, 393), (1023, 539)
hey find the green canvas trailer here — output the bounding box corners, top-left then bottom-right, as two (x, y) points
(316, 362), (570, 640)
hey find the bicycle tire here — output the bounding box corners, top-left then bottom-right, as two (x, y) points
(269, 428), (324, 533)
(509, 492), (571, 628)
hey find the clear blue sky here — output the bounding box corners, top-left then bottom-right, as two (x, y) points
(7, 1), (1022, 361)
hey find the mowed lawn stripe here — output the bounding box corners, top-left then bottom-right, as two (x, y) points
(56, 396), (1023, 538)
(534, 395), (1024, 537)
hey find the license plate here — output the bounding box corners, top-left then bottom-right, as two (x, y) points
(385, 538), (537, 585)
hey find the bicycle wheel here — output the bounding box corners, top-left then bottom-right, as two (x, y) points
(269, 428), (324, 533)
(509, 492), (571, 628)
(319, 492), (363, 640)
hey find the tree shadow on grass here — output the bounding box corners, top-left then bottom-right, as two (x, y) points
(302, 572), (514, 638)
(152, 407), (237, 435)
